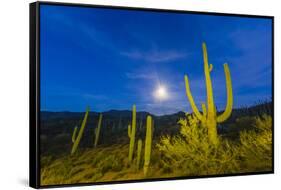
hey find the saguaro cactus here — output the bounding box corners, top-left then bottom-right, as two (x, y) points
(128, 105), (137, 163)
(184, 42), (233, 145)
(136, 139), (142, 170)
(72, 126), (78, 143)
(94, 113), (103, 148)
(144, 115), (153, 176)
(71, 106), (90, 155)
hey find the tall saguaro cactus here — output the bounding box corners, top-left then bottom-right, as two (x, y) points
(136, 139), (142, 170)
(144, 115), (153, 176)
(94, 113), (103, 148)
(184, 42), (233, 145)
(128, 105), (137, 163)
(71, 106), (90, 155)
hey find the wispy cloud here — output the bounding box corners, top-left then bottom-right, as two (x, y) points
(120, 49), (188, 63)
(125, 72), (156, 80)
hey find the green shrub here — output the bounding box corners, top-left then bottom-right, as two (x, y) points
(157, 114), (240, 176)
(238, 114), (272, 171)
(227, 116), (256, 134)
(157, 114), (272, 176)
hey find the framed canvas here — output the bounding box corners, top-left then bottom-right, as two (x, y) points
(29, 1), (274, 188)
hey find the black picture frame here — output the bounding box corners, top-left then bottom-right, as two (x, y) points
(29, 1), (274, 188)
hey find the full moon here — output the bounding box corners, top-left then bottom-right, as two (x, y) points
(154, 85), (168, 101)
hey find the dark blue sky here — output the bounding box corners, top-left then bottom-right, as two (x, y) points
(40, 4), (272, 115)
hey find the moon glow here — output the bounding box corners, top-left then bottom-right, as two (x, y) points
(154, 85), (168, 101)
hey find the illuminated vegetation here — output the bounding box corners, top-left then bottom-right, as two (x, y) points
(128, 105), (137, 164)
(40, 114), (272, 185)
(71, 107), (90, 155)
(184, 42), (233, 145)
(144, 115), (153, 176)
(94, 113), (103, 148)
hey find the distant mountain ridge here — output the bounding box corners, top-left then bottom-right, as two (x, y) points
(40, 109), (186, 121)
(41, 101), (272, 121)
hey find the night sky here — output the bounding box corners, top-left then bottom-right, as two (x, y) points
(40, 4), (272, 115)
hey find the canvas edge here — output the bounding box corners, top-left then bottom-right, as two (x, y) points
(29, 2), (40, 189)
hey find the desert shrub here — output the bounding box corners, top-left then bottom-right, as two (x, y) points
(99, 155), (123, 174)
(157, 114), (272, 176)
(157, 114), (239, 176)
(238, 114), (272, 171)
(228, 116), (256, 131)
(224, 116), (257, 140)
(91, 151), (105, 166)
(40, 156), (53, 168)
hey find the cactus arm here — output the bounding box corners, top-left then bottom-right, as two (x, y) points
(71, 106), (90, 155)
(201, 102), (207, 117)
(209, 64), (213, 72)
(184, 75), (203, 120)
(136, 139), (142, 170)
(217, 63), (233, 123)
(72, 126), (78, 143)
(94, 113), (103, 147)
(144, 115), (153, 176)
(128, 105), (137, 163)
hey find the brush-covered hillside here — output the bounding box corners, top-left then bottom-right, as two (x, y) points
(40, 102), (272, 185)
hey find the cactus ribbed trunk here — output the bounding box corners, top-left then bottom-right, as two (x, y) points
(128, 105), (137, 163)
(94, 113), (103, 148)
(202, 43), (218, 145)
(71, 107), (90, 155)
(144, 115), (153, 176)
